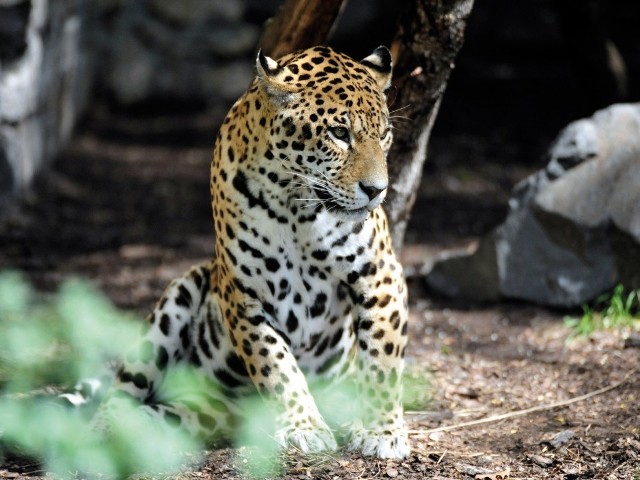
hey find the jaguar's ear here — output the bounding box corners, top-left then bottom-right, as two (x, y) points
(360, 46), (393, 92)
(256, 49), (299, 104)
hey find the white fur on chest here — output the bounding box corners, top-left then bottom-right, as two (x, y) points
(230, 205), (366, 372)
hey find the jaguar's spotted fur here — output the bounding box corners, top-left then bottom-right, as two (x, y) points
(91, 45), (409, 459)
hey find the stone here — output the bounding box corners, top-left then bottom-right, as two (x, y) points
(534, 112), (640, 239)
(425, 103), (640, 307)
(425, 233), (500, 302)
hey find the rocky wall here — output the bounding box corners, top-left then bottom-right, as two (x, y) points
(92, 0), (270, 106)
(0, 0), (92, 207)
(0, 0), (282, 207)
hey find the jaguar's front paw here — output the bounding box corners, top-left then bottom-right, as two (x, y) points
(274, 424), (337, 453)
(347, 424), (410, 459)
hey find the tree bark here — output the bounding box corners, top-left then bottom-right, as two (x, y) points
(259, 0), (348, 59)
(385, 0), (475, 251)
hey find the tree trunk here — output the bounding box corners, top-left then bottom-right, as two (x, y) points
(385, 0), (475, 251)
(259, 0), (348, 59)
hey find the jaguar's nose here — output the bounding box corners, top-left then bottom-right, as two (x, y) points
(359, 181), (387, 201)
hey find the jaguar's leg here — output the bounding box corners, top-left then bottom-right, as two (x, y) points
(344, 213), (410, 459)
(91, 263), (237, 443)
(220, 288), (337, 454)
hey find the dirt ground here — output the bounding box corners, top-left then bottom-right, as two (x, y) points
(1, 32), (640, 477)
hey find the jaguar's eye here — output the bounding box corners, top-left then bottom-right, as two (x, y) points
(329, 126), (350, 142)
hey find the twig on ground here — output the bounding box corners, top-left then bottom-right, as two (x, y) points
(409, 370), (636, 436)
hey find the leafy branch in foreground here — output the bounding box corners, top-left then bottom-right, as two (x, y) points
(0, 271), (139, 393)
(0, 271), (198, 476)
(564, 284), (640, 337)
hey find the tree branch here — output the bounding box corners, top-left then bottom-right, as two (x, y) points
(259, 0), (348, 59)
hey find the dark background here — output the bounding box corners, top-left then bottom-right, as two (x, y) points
(1, 0), (639, 296)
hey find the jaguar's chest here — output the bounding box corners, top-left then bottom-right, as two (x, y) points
(221, 207), (364, 373)
(236, 237), (351, 327)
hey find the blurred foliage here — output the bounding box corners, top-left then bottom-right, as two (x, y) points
(564, 284), (640, 337)
(0, 271), (139, 392)
(402, 363), (433, 412)
(0, 271), (198, 477)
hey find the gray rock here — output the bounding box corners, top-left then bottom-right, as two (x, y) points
(545, 429), (575, 449)
(535, 108), (640, 239)
(426, 103), (640, 307)
(425, 234), (500, 302)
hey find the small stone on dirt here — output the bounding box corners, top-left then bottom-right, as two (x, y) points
(386, 466), (399, 477)
(454, 386), (479, 398)
(623, 334), (640, 349)
(456, 464), (493, 476)
(529, 454), (554, 468)
(543, 429), (575, 449)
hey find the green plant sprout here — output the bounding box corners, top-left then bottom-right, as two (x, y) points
(564, 284), (640, 337)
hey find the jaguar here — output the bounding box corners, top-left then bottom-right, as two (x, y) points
(88, 44), (410, 459)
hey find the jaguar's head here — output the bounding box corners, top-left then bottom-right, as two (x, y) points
(256, 45), (393, 221)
